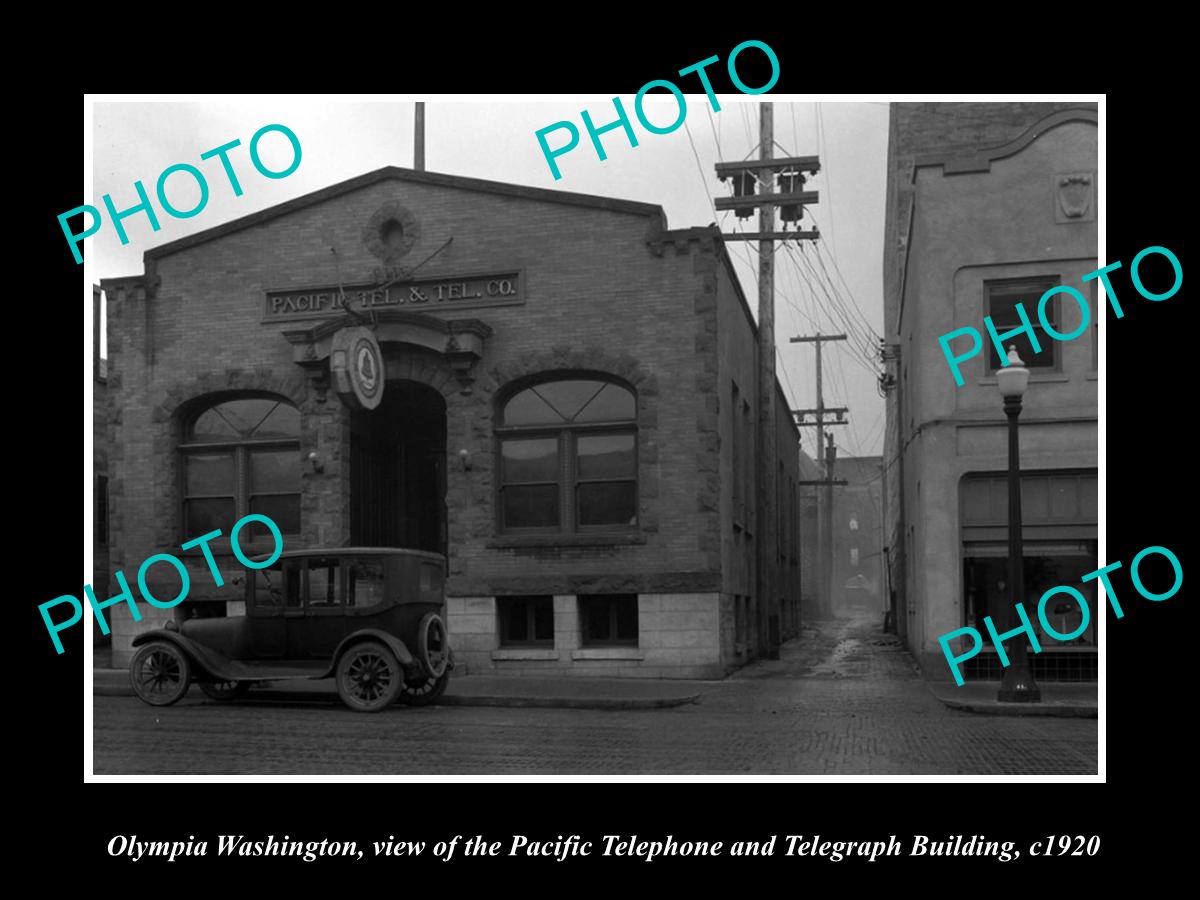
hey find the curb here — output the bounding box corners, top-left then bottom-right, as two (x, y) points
(436, 694), (700, 710)
(93, 682), (700, 711)
(927, 684), (1097, 719)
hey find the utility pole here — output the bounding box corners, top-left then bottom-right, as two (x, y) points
(414, 102), (426, 171)
(790, 332), (848, 618)
(755, 105), (778, 659)
(715, 106), (820, 659)
(824, 432), (838, 617)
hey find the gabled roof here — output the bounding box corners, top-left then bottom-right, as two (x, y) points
(146, 166), (666, 261)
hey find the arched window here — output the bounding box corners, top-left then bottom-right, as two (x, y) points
(496, 377), (637, 533)
(180, 395), (301, 541)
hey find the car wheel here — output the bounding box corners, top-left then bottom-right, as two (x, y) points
(398, 670), (450, 707)
(199, 680), (250, 702)
(336, 641), (403, 713)
(129, 641), (191, 707)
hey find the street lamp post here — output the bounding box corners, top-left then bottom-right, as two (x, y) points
(996, 345), (1041, 703)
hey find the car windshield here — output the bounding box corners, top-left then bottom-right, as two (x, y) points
(251, 565), (283, 607)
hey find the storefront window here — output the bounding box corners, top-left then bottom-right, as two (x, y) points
(963, 550), (1097, 646)
(180, 395), (301, 541)
(960, 470), (1098, 649)
(496, 377), (637, 534)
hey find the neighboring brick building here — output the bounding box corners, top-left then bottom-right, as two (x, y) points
(92, 285), (110, 650)
(100, 166), (802, 678)
(797, 448), (821, 622)
(882, 103), (1098, 681)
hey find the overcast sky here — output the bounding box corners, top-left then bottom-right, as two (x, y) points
(90, 97), (889, 458)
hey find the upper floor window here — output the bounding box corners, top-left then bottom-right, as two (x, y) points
(180, 395), (300, 542)
(984, 278), (1060, 373)
(496, 377), (637, 534)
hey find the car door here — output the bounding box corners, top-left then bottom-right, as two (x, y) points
(285, 556), (348, 660)
(244, 564), (286, 659)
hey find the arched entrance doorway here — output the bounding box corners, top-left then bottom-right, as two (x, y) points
(349, 380), (447, 555)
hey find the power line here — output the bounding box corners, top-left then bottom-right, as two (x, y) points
(811, 229), (881, 344)
(784, 243), (879, 377)
(797, 247), (880, 373)
(811, 241), (881, 353)
(682, 119), (717, 220)
(817, 104), (836, 252)
(786, 241), (868, 345)
(706, 103), (722, 161)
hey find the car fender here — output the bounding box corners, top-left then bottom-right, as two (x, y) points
(330, 629), (417, 676)
(130, 629), (236, 681)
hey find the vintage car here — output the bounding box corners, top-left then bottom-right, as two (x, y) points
(128, 547), (452, 713)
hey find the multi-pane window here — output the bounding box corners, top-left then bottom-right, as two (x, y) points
(497, 377), (637, 534)
(579, 594), (638, 646)
(498, 596), (554, 646)
(180, 395), (301, 542)
(984, 278), (1060, 372)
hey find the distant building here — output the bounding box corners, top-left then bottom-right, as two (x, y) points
(830, 455), (884, 617)
(882, 103), (1098, 681)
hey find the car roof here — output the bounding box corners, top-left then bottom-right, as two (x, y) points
(250, 547), (447, 564)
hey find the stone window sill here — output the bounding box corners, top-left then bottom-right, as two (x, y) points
(571, 647), (644, 661)
(492, 648), (559, 661)
(977, 373), (1071, 386)
(487, 533), (647, 549)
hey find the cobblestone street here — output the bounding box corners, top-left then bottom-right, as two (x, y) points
(92, 613), (1097, 775)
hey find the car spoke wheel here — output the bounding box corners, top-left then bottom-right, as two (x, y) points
(199, 680), (250, 702)
(398, 670), (450, 707)
(129, 641), (191, 707)
(336, 641), (402, 713)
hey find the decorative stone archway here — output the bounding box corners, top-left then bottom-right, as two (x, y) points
(281, 309), (493, 402)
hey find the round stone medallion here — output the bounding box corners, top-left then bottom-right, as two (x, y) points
(363, 201), (420, 262)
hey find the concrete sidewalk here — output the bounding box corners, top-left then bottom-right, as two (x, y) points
(93, 668), (704, 710)
(926, 680), (1097, 718)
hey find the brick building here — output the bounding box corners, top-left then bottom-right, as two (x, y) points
(100, 166), (802, 678)
(797, 447), (821, 621)
(882, 103), (1098, 680)
(92, 285), (110, 651)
